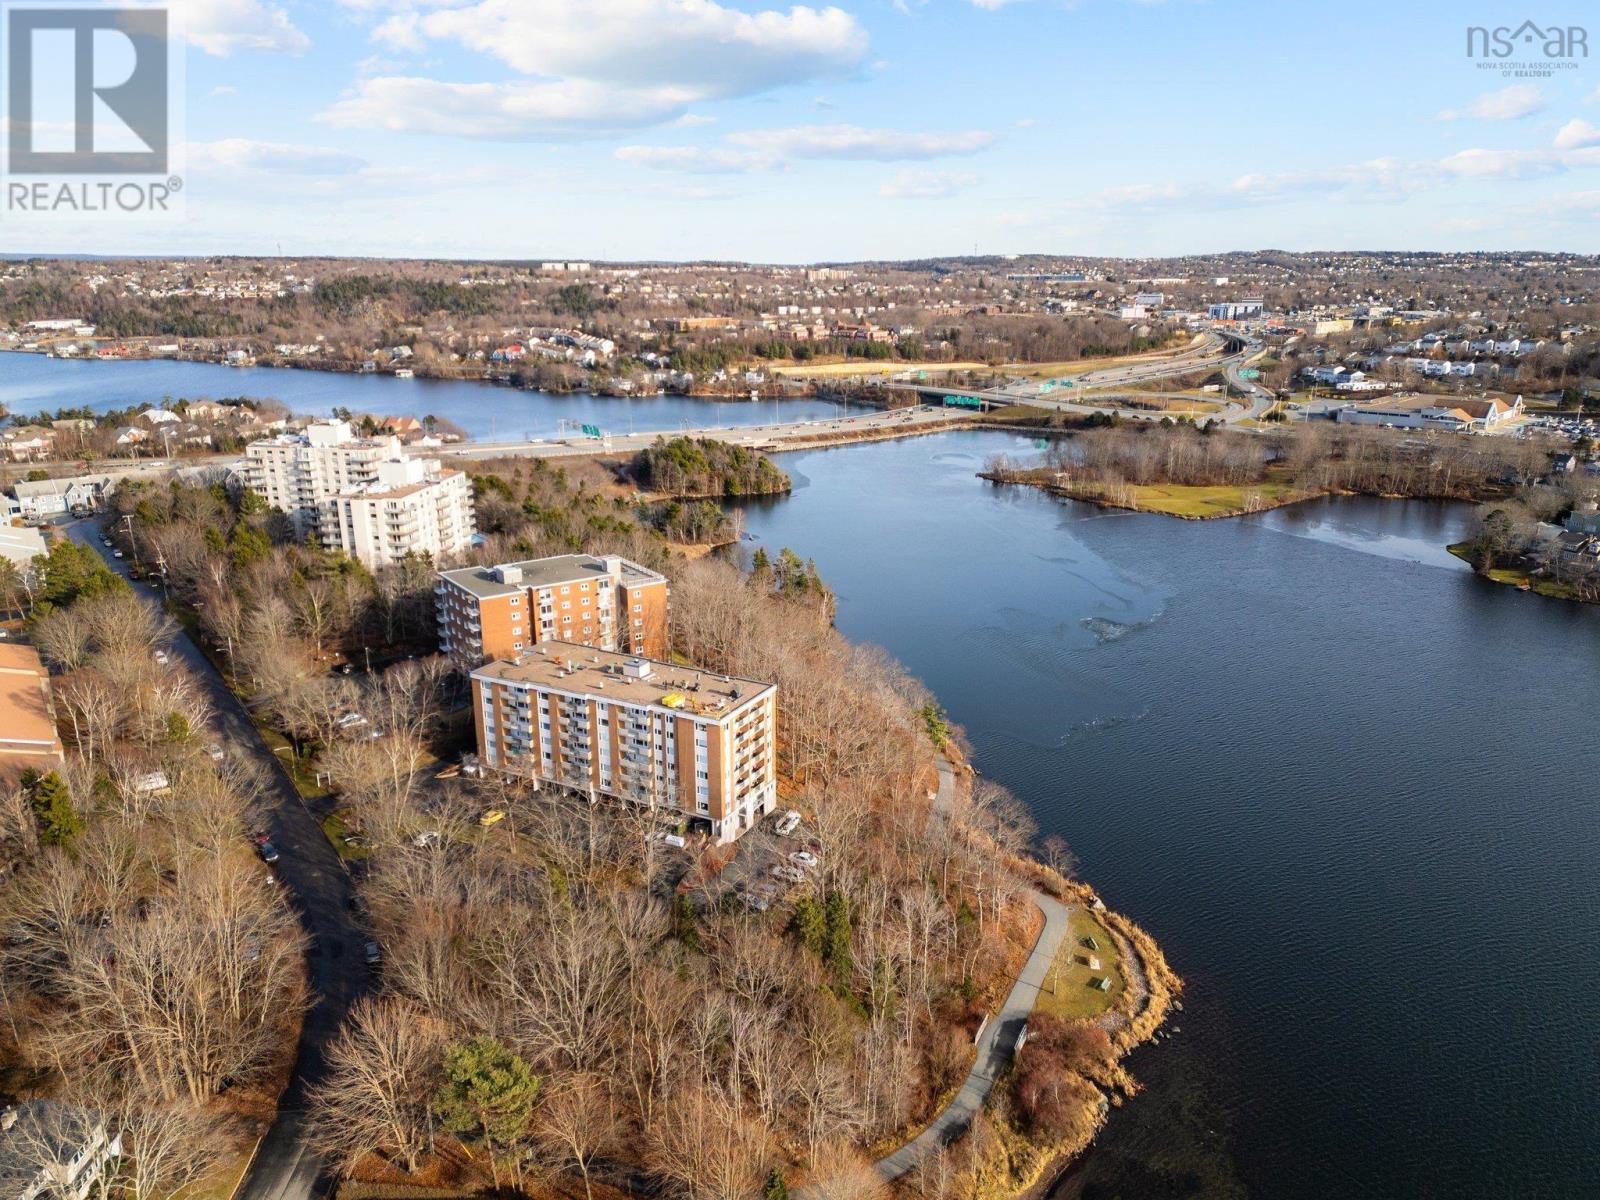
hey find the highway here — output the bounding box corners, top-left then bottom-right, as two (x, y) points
(433, 403), (969, 460)
(883, 329), (1278, 425)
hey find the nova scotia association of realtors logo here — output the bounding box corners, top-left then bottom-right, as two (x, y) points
(1467, 20), (1589, 77)
(1, 4), (184, 218)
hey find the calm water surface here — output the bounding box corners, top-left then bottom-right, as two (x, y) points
(0, 353), (865, 441)
(737, 431), (1600, 1200)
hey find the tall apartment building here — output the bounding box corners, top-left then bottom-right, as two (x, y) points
(471, 644), (777, 843)
(239, 420), (474, 567)
(436, 554), (668, 669)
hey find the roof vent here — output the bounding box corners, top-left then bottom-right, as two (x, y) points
(622, 658), (653, 680)
(495, 564), (523, 585)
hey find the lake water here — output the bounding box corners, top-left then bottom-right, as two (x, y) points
(735, 431), (1600, 1200)
(0, 353), (865, 441)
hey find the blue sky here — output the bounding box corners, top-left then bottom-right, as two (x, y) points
(12, 0), (1600, 260)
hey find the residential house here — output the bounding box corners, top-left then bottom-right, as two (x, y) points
(0, 1102), (121, 1200)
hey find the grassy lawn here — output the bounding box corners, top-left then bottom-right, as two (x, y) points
(321, 809), (371, 862)
(1035, 910), (1123, 1021)
(1446, 544), (1587, 602)
(256, 726), (335, 801)
(768, 359), (994, 378)
(1124, 477), (1317, 519)
(181, 1145), (256, 1200)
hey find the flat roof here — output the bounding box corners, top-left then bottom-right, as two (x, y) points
(440, 553), (664, 600)
(473, 642), (772, 718)
(0, 644), (61, 753)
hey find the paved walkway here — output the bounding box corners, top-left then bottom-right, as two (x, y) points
(874, 761), (1071, 1183)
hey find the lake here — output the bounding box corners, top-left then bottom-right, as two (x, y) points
(735, 431), (1600, 1200)
(0, 353), (866, 442)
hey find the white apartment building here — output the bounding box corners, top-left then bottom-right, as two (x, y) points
(324, 457), (476, 568)
(472, 645), (778, 843)
(239, 420), (475, 566)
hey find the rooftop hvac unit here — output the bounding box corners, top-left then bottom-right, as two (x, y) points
(495, 564), (523, 585)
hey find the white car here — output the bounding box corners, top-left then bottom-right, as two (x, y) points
(112, 550), (124, 559)
(411, 830), (440, 848)
(153, 650), (169, 666)
(789, 850), (819, 871)
(335, 712), (369, 731)
(774, 810), (802, 837)
(770, 864), (806, 884)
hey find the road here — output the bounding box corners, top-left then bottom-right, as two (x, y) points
(873, 761), (1072, 1184)
(884, 330), (1277, 426)
(432, 404), (968, 461)
(65, 519), (366, 1200)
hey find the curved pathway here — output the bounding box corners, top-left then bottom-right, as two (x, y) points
(875, 761), (1071, 1183)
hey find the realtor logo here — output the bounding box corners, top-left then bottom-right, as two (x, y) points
(1466, 21), (1587, 76)
(6, 6), (168, 174)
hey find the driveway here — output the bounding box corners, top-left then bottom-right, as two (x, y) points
(66, 519), (366, 1200)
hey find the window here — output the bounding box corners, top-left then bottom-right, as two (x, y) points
(513, 641), (523, 650)
(562, 616), (572, 624)
(510, 596), (520, 606)
(559, 586), (570, 594)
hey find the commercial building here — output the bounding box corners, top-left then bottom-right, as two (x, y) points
(436, 554), (668, 669)
(239, 420), (475, 567)
(471, 644), (777, 843)
(1207, 299), (1265, 321)
(0, 1102), (122, 1200)
(1334, 394), (1524, 432)
(0, 645), (64, 778)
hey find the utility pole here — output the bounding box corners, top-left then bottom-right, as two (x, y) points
(122, 513), (140, 569)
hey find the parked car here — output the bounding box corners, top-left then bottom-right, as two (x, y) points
(364, 941), (382, 966)
(255, 839), (280, 864)
(153, 650), (169, 666)
(770, 864), (806, 884)
(411, 830), (440, 848)
(789, 850), (819, 870)
(774, 810), (802, 837)
(112, 549), (124, 559)
(478, 809), (506, 828)
(205, 743), (225, 762)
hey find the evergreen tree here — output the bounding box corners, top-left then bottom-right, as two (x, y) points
(763, 1168), (789, 1200)
(30, 771), (83, 847)
(433, 1036), (541, 1186)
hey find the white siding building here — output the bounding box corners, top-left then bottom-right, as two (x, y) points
(239, 420), (475, 566)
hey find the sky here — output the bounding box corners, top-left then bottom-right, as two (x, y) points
(7, 0), (1600, 261)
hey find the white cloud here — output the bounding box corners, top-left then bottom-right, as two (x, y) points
(617, 123), (997, 173)
(615, 145), (772, 174)
(210, 85), (237, 97)
(324, 0), (869, 139)
(726, 124), (995, 160)
(673, 113), (718, 128)
(190, 138), (368, 175)
(1436, 84), (1545, 121)
(1064, 127), (1600, 216)
(172, 0), (309, 55)
(409, 0), (866, 93)
(320, 78), (700, 139)
(1555, 118), (1600, 150)
(879, 168), (978, 198)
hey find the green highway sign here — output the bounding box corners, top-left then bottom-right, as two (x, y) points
(943, 395), (983, 409)
(580, 423), (603, 437)
(1239, 368), (1261, 380)
(1035, 439), (1048, 449)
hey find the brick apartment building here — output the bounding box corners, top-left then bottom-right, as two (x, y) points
(470, 644), (777, 843)
(436, 554), (668, 669)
